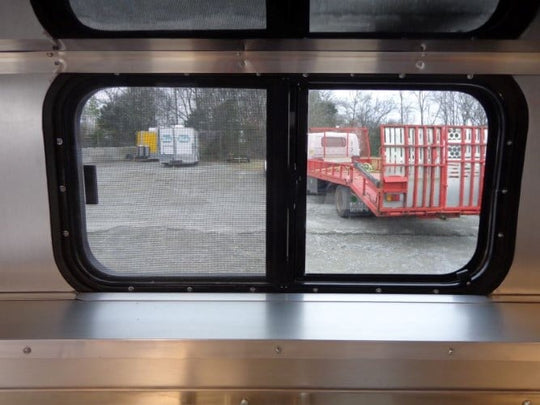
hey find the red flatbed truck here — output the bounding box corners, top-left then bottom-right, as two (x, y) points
(307, 125), (488, 218)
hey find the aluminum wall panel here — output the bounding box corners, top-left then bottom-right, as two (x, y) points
(0, 74), (72, 292)
(495, 76), (540, 295)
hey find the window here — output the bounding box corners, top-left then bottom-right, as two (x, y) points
(78, 86), (267, 277)
(305, 90), (487, 275)
(69, 0), (266, 31)
(310, 0), (498, 33)
(44, 75), (527, 293)
(31, 0), (537, 38)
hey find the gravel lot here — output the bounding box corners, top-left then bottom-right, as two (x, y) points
(85, 160), (479, 276)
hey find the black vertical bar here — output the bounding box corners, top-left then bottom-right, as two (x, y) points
(83, 165), (99, 204)
(267, 0), (310, 37)
(266, 78), (292, 289)
(291, 78), (309, 285)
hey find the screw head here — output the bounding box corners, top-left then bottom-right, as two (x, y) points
(59, 185), (66, 192)
(187, 287), (193, 292)
(415, 60), (426, 70)
(275, 346), (282, 354)
(62, 230), (69, 237)
(23, 346), (32, 354)
(56, 138), (63, 146)
(127, 286), (134, 292)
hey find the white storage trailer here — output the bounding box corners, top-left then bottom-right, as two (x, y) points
(158, 126), (199, 166)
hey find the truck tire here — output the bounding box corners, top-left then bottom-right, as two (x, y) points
(335, 185), (351, 218)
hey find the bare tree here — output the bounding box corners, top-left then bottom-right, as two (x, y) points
(398, 91), (414, 124)
(411, 91), (434, 125)
(457, 93), (487, 126)
(339, 92), (396, 128)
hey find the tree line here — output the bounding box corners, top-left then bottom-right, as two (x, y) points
(309, 90), (487, 155)
(80, 87), (486, 159)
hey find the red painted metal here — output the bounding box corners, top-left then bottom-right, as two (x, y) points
(307, 125), (488, 217)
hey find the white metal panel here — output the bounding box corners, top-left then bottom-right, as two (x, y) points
(0, 0), (49, 40)
(0, 74), (72, 292)
(495, 76), (540, 295)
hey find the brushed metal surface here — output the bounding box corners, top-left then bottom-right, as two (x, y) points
(1, 390), (539, 405)
(59, 38), (540, 52)
(2, 50), (540, 75)
(1, 296), (540, 390)
(496, 76), (540, 295)
(0, 0), (48, 40)
(0, 74), (72, 292)
(1, 295), (540, 341)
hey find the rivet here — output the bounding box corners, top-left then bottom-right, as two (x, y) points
(249, 287), (256, 293)
(448, 347), (454, 355)
(398, 73), (406, 79)
(507, 140), (513, 146)
(375, 288), (382, 293)
(498, 232), (504, 238)
(187, 286), (193, 292)
(523, 400), (532, 405)
(59, 185), (66, 192)
(467, 74), (474, 80)
(46, 52), (54, 57)
(313, 288), (319, 293)
(433, 289), (440, 294)
(56, 138), (63, 146)
(501, 189), (508, 195)
(240, 399), (249, 405)
(275, 346), (282, 354)
(420, 43), (427, 52)
(127, 286), (134, 292)
(23, 346), (32, 354)
(415, 60), (425, 70)
(302, 73), (309, 78)
(62, 230), (69, 237)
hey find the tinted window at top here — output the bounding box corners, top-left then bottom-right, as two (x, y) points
(310, 0), (499, 33)
(69, 0), (266, 31)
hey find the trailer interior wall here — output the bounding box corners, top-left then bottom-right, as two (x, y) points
(1, 1), (540, 403)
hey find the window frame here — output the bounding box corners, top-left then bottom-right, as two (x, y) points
(31, 0), (538, 39)
(43, 74), (527, 294)
(44, 74), (289, 292)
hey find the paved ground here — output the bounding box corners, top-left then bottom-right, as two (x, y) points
(85, 160), (479, 276)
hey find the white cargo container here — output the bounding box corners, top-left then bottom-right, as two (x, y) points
(307, 131), (361, 161)
(159, 126), (199, 166)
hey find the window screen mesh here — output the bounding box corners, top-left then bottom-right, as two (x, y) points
(69, 0), (266, 31)
(306, 90), (487, 275)
(310, 0), (499, 33)
(79, 87), (266, 276)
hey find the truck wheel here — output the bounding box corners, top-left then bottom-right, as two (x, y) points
(335, 185), (351, 218)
